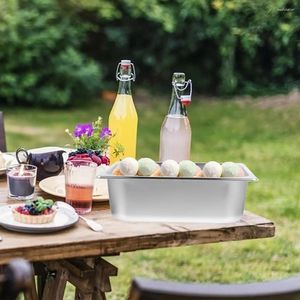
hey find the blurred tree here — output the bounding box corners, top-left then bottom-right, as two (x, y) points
(68, 0), (300, 95)
(0, 0), (299, 106)
(0, 0), (101, 106)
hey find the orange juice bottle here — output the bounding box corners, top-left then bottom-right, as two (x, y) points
(109, 60), (138, 163)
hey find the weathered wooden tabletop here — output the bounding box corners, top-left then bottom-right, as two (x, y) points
(0, 177), (275, 265)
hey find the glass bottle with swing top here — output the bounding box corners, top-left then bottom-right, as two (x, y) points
(109, 60), (138, 163)
(159, 72), (192, 162)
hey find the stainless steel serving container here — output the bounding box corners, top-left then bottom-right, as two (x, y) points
(102, 163), (258, 223)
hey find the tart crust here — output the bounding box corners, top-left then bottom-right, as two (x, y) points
(12, 207), (56, 224)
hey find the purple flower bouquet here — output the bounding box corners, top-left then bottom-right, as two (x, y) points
(65, 117), (123, 165)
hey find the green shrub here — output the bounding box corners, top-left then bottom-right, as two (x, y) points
(0, 0), (298, 104)
(75, 0), (300, 96)
(0, 0), (101, 106)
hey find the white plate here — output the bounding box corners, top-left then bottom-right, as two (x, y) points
(39, 175), (109, 202)
(0, 153), (18, 175)
(0, 204), (79, 233)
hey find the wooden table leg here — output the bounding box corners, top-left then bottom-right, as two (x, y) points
(23, 275), (38, 300)
(42, 266), (69, 300)
(67, 258), (117, 299)
(75, 290), (106, 300)
(91, 290), (106, 300)
(34, 262), (48, 300)
(39, 257), (118, 300)
(75, 289), (94, 300)
(93, 258), (118, 296)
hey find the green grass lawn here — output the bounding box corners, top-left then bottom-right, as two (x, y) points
(2, 97), (300, 299)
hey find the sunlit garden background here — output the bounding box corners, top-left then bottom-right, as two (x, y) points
(1, 0), (300, 299)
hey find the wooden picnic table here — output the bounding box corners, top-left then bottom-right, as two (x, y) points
(0, 177), (275, 300)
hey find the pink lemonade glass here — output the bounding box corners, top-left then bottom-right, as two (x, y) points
(65, 160), (97, 215)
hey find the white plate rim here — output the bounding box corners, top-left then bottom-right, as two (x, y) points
(0, 153), (18, 175)
(0, 204), (79, 233)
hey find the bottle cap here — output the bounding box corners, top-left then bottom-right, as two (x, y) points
(121, 60), (131, 66)
(180, 95), (191, 106)
(173, 72), (185, 77)
(116, 60), (136, 81)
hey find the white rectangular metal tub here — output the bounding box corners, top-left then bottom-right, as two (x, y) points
(102, 163), (257, 223)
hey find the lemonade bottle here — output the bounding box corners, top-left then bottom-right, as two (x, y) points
(159, 72), (192, 162)
(109, 60), (138, 163)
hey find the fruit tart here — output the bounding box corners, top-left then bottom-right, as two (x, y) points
(12, 197), (56, 224)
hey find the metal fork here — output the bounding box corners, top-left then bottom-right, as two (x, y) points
(56, 201), (104, 232)
(78, 215), (103, 232)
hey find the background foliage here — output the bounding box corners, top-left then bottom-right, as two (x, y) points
(0, 0), (101, 106)
(0, 0), (299, 106)
(78, 0), (299, 95)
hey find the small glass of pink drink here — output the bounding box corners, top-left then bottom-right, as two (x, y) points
(65, 160), (97, 214)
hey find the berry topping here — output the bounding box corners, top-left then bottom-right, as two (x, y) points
(68, 149), (110, 166)
(16, 197), (54, 216)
